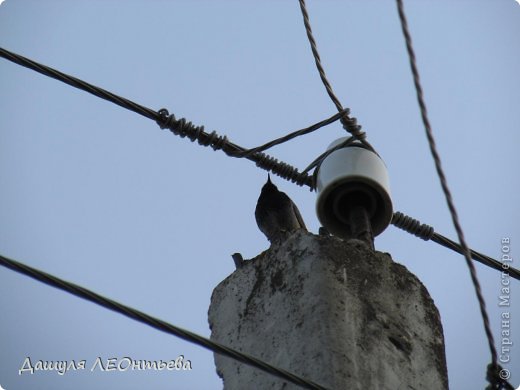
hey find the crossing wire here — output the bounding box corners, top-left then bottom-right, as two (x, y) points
(297, 0), (372, 152)
(0, 46), (517, 277)
(0, 253), (329, 390)
(395, 1), (512, 388)
(0, 35), (518, 388)
(391, 212), (520, 281)
(0, 46), (320, 187)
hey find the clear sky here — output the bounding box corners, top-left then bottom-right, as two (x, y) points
(0, 1), (519, 389)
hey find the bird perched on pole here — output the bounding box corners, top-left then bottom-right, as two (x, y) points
(255, 174), (307, 243)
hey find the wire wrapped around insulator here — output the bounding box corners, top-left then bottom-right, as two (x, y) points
(340, 113), (366, 141)
(156, 108), (311, 188)
(157, 108), (232, 151)
(391, 211), (435, 241)
(157, 109), (227, 149)
(254, 152), (311, 187)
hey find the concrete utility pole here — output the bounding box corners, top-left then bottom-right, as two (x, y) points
(209, 231), (448, 389)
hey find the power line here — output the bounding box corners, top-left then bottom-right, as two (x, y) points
(391, 212), (520, 281)
(0, 46), (515, 278)
(431, 234), (519, 280)
(234, 108), (349, 158)
(0, 38), (516, 388)
(296, 0), (517, 268)
(0, 253), (330, 390)
(297, 0), (344, 113)
(0, 46), (317, 187)
(0, 48), (157, 121)
(0, 45), (358, 188)
(297, 0), (372, 151)
(395, 1), (510, 388)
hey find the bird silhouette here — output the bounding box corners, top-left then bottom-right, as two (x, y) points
(255, 174), (307, 243)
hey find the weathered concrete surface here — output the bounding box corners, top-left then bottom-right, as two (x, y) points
(208, 231), (448, 390)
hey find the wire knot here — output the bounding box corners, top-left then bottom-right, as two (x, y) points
(156, 108), (172, 130)
(340, 113), (366, 141)
(485, 363), (514, 390)
(157, 108), (202, 139)
(391, 211), (434, 241)
(156, 108), (228, 151)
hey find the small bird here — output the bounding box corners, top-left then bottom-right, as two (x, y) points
(255, 174), (307, 243)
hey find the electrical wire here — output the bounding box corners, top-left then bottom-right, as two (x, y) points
(1, 39), (517, 388)
(0, 47), (358, 188)
(432, 234), (520, 280)
(0, 47), (514, 277)
(395, 1), (509, 388)
(234, 108), (350, 158)
(0, 253), (330, 390)
(0, 46), (313, 187)
(297, 0), (373, 151)
(391, 212), (520, 281)
(0, 47), (157, 121)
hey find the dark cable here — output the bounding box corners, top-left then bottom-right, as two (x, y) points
(297, 0), (373, 150)
(395, 0), (500, 383)
(486, 363), (515, 390)
(297, 0), (343, 113)
(0, 47), (157, 121)
(391, 212), (520, 281)
(431, 235), (520, 281)
(0, 46), (314, 187)
(0, 47), (356, 188)
(235, 108), (350, 158)
(1, 42), (515, 387)
(0, 48), (511, 280)
(302, 136), (357, 176)
(155, 108), (312, 186)
(0, 254), (330, 390)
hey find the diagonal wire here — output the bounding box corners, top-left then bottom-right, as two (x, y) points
(302, 136), (357, 175)
(298, 0), (343, 112)
(0, 46), (314, 187)
(0, 253), (330, 390)
(391, 212), (520, 281)
(0, 47), (158, 121)
(0, 46), (515, 279)
(297, 0), (371, 148)
(431, 234), (520, 280)
(0, 46), (348, 188)
(0, 38), (516, 388)
(395, 0), (499, 375)
(0, 46), (341, 157)
(235, 108), (349, 158)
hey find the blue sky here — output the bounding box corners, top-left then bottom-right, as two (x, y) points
(1, 1), (519, 389)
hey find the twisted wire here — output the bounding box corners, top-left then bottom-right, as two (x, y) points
(157, 107), (348, 161)
(0, 47), (157, 121)
(391, 212), (434, 240)
(297, 0), (342, 112)
(1, 47), (512, 281)
(0, 45), (341, 188)
(302, 136), (357, 177)
(297, 0), (370, 147)
(235, 108), (350, 158)
(396, 0), (499, 374)
(0, 46), (314, 187)
(0, 254), (329, 390)
(391, 212), (520, 280)
(155, 109), (313, 187)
